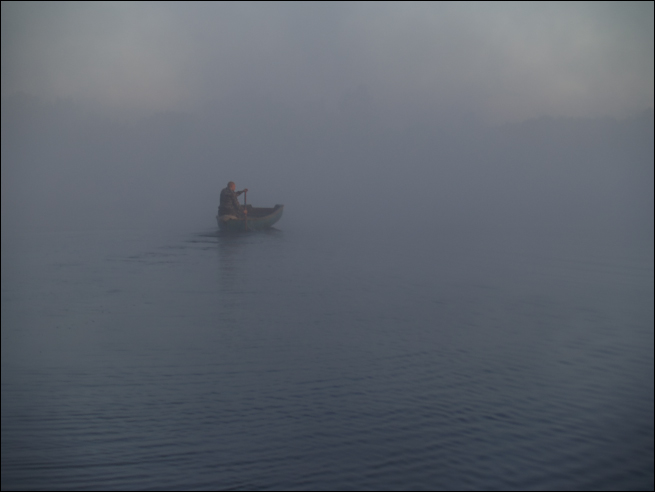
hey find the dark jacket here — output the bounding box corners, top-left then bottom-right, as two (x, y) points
(219, 187), (244, 216)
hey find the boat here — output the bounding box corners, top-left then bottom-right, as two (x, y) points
(217, 204), (284, 232)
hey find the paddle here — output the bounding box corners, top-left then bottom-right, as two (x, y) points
(243, 190), (248, 231)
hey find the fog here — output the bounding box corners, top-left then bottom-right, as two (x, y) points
(2, 2), (653, 250)
(2, 4), (654, 489)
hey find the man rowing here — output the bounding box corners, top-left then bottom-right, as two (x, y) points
(218, 181), (248, 217)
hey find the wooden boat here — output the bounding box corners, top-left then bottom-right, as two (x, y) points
(217, 204), (284, 232)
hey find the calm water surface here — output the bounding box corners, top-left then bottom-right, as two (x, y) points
(2, 225), (653, 490)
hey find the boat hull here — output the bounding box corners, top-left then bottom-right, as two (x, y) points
(217, 205), (284, 232)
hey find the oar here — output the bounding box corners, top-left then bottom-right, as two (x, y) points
(243, 190), (248, 231)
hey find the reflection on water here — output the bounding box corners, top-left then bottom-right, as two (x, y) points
(1, 227), (653, 490)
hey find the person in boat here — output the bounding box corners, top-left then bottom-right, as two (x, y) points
(219, 181), (248, 217)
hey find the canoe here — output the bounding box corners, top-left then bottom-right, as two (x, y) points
(217, 204), (284, 232)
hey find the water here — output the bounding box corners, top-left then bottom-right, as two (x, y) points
(2, 224), (653, 490)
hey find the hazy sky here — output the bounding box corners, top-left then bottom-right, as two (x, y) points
(1, 2), (653, 236)
(2, 1), (653, 123)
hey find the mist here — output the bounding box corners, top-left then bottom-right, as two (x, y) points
(2, 3), (653, 250)
(2, 92), (653, 257)
(1, 2), (652, 243)
(2, 4), (654, 490)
